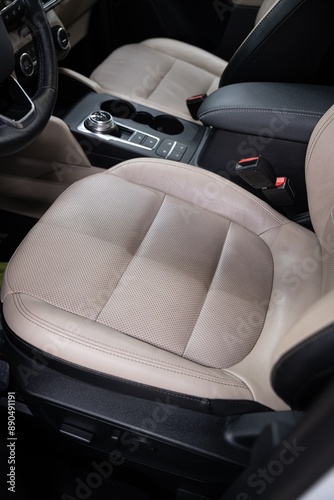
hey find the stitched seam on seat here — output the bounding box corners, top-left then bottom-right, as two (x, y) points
(12, 294), (248, 389)
(147, 59), (220, 102)
(14, 294), (245, 384)
(146, 59), (176, 100)
(11, 334), (253, 410)
(141, 41), (223, 76)
(182, 222), (232, 357)
(96, 194), (167, 320)
(108, 160), (287, 226)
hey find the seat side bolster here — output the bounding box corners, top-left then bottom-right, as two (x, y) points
(272, 291), (334, 369)
(271, 291), (334, 408)
(225, 222), (322, 410)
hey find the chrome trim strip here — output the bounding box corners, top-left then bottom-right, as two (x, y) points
(42, 0), (63, 12)
(77, 117), (160, 151)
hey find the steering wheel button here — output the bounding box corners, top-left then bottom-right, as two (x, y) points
(19, 52), (34, 77)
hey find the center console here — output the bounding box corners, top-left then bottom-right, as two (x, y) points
(61, 89), (208, 168)
(56, 72), (334, 219)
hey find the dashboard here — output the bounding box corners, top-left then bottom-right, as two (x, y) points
(0, 0), (69, 87)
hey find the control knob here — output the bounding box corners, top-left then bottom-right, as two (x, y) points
(85, 111), (120, 136)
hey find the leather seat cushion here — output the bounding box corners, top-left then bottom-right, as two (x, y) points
(90, 38), (228, 121)
(1, 159), (322, 409)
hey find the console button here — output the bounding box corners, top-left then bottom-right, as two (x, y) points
(142, 136), (159, 149)
(156, 139), (175, 158)
(164, 140), (175, 149)
(168, 150), (185, 162)
(130, 132), (147, 144)
(174, 143), (188, 153)
(156, 145), (170, 158)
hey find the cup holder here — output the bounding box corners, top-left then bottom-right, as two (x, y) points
(101, 100), (136, 120)
(153, 115), (184, 135)
(101, 100), (184, 135)
(133, 112), (155, 128)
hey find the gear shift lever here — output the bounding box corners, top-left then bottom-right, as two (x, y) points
(85, 111), (120, 136)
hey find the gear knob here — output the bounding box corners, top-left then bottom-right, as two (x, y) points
(85, 111), (120, 136)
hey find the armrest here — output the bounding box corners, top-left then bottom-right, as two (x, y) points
(198, 83), (334, 143)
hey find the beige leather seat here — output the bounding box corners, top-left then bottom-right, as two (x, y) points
(90, 0), (278, 121)
(2, 104), (334, 415)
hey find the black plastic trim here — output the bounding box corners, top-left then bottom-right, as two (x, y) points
(198, 82), (334, 143)
(272, 321), (334, 410)
(1, 310), (271, 417)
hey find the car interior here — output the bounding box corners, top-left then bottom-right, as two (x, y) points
(1, 0), (334, 499)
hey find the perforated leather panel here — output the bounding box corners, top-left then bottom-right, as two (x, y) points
(6, 172), (273, 369)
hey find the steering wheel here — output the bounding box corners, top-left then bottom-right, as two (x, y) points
(0, 0), (58, 157)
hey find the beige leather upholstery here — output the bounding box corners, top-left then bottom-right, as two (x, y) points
(5, 95), (334, 413)
(256, 0), (280, 23)
(90, 2), (276, 120)
(91, 39), (227, 122)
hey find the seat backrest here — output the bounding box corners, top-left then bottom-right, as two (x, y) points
(271, 104), (334, 410)
(255, 0), (280, 24)
(220, 0), (334, 88)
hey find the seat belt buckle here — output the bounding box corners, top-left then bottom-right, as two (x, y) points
(235, 156), (295, 207)
(235, 156), (276, 189)
(263, 177), (295, 207)
(186, 94), (207, 120)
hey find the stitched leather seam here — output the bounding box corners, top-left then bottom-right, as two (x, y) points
(109, 160), (286, 226)
(199, 108), (323, 121)
(183, 222), (232, 357)
(11, 329), (250, 406)
(146, 59), (176, 100)
(141, 41), (224, 76)
(13, 294), (247, 388)
(95, 194), (167, 321)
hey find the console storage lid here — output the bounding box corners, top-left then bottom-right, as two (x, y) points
(198, 82), (334, 143)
